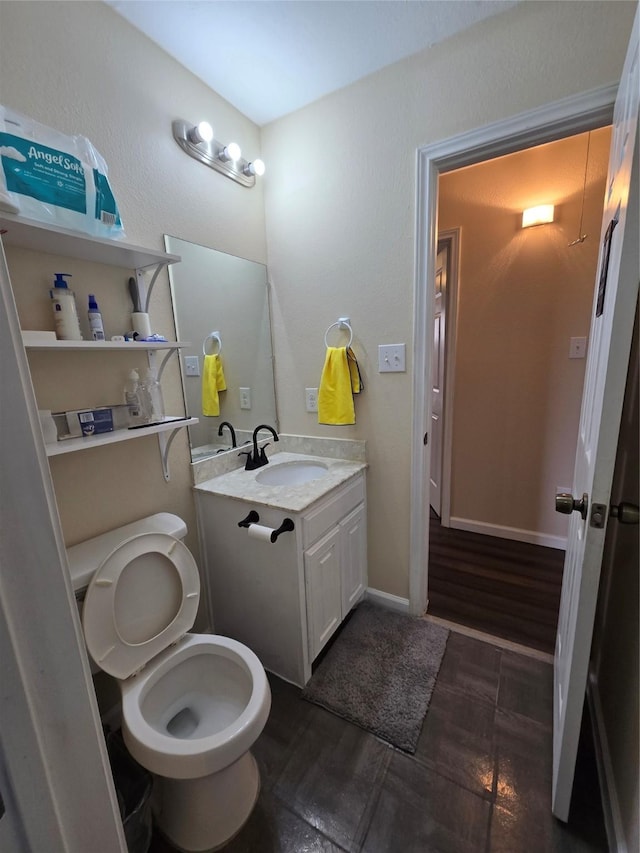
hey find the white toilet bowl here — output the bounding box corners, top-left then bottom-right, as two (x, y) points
(68, 514), (271, 852)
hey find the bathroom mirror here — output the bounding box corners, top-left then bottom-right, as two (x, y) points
(165, 235), (278, 462)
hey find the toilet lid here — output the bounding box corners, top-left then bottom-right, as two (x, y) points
(82, 532), (200, 679)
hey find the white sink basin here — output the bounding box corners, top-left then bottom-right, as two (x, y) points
(255, 460), (329, 486)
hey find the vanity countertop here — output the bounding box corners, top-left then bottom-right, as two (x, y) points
(193, 451), (367, 512)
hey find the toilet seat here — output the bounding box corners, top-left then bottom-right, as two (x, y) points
(82, 532), (200, 680)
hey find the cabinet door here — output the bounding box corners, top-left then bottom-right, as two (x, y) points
(340, 503), (367, 616)
(305, 526), (342, 661)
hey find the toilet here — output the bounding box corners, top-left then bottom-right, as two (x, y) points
(67, 513), (271, 853)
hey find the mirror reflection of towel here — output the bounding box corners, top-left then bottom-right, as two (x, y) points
(202, 354), (226, 416)
(318, 346), (363, 425)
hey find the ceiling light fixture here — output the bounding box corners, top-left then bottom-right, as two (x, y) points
(522, 204), (555, 228)
(172, 119), (264, 188)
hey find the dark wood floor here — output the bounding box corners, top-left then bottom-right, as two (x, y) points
(427, 512), (565, 654)
(151, 639), (606, 853)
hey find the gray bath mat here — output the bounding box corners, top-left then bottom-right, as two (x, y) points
(302, 601), (449, 753)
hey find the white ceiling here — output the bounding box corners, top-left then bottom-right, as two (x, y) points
(105, 1), (520, 126)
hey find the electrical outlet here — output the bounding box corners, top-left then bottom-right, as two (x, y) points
(239, 387), (251, 410)
(305, 387), (318, 412)
(184, 355), (200, 376)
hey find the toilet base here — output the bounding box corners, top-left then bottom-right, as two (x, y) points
(151, 751), (260, 852)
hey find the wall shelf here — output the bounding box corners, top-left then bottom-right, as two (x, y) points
(0, 213), (179, 270)
(23, 340), (190, 351)
(46, 417), (199, 481)
(1, 213), (191, 480)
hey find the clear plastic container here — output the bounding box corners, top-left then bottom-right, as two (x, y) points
(139, 367), (164, 423)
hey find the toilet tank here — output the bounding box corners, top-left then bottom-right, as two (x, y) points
(66, 513), (188, 595)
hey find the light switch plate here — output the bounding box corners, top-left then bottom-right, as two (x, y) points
(184, 355), (200, 376)
(378, 343), (406, 372)
(569, 336), (587, 359)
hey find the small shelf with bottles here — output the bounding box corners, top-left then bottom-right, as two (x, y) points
(1, 212), (196, 480)
(46, 416), (199, 455)
(27, 339), (197, 479)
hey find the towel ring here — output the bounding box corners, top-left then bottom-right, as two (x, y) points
(324, 319), (353, 348)
(203, 331), (222, 356)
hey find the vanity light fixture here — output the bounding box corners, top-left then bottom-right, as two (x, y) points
(522, 204), (555, 228)
(172, 119), (264, 188)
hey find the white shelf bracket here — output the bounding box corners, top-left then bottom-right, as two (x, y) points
(136, 261), (168, 314)
(158, 427), (182, 482)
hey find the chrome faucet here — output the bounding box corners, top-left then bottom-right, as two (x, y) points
(240, 424), (279, 470)
(217, 421), (237, 448)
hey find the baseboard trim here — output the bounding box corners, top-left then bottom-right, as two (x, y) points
(366, 588), (410, 613)
(587, 671), (627, 853)
(449, 517), (567, 550)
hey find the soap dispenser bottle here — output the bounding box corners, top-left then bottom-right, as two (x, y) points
(50, 273), (82, 340)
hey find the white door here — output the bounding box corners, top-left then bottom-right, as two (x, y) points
(430, 244), (447, 516)
(552, 13), (639, 821)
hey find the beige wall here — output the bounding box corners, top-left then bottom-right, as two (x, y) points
(0, 1), (267, 569)
(261, 1), (635, 595)
(438, 128), (611, 540)
(0, 1), (636, 602)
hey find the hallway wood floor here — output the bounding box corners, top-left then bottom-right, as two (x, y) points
(427, 512), (565, 654)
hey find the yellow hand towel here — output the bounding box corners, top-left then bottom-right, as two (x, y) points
(318, 346), (362, 425)
(202, 354), (227, 416)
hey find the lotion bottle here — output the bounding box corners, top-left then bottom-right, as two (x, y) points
(87, 294), (105, 341)
(50, 273), (82, 340)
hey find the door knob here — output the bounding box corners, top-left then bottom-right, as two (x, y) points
(610, 502), (640, 525)
(555, 492), (588, 520)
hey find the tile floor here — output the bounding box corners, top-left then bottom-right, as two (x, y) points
(150, 630), (607, 853)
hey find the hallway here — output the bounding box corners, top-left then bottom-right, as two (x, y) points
(427, 513), (564, 654)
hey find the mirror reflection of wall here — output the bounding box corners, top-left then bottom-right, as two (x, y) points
(165, 236), (278, 462)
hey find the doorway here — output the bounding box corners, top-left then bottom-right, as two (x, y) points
(425, 129), (611, 651)
(409, 84), (618, 618)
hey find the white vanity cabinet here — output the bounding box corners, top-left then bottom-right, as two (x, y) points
(195, 470), (367, 686)
(302, 477), (367, 662)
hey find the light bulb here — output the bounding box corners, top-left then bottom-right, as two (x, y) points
(220, 142), (241, 162)
(246, 159), (265, 177)
(188, 121), (213, 144)
(522, 204), (554, 228)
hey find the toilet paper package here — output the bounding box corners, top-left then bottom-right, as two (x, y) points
(0, 104), (125, 239)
